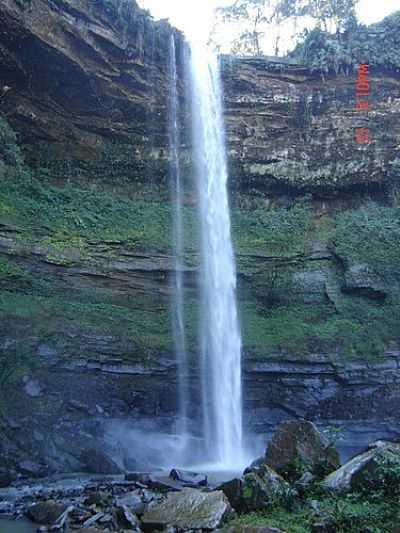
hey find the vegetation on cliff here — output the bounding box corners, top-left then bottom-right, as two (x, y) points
(1, 114), (399, 381)
(216, 0), (400, 78)
(291, 11), (400, 74)
(216, 0), (359, 55)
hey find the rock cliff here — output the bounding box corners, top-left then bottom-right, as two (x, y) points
(0, 0), (399, 473)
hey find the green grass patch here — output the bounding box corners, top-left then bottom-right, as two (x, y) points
(228, 495), (399, 532)
(232, 200), (314, 257)
(333, 203), (400, 279)
(229, 507), (312, 532)
(0, 257), (33, 287)
(0, 290), (173, 357)
(241, 298), (400, 358)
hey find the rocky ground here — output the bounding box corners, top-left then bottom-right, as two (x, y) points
(1, 421), (399, 532)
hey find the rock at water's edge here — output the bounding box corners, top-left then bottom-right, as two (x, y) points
(322, 441), (400, 493)
(26, 501), (68, 525)
(265, 420), (340, 478)
(141, 488), (234, 530)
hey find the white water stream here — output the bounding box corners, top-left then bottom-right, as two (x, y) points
(189, 40), (244, 468)
(169, 35), (189, 452)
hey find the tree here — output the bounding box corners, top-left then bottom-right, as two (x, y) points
(286, 0), (359, 33)
(217, 0), (359, 55)
(217, 0), (273, 55)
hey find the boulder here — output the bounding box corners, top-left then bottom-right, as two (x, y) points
(217, 464), (289, 514)
(322, 441), (400, 493)
(169, 469), (208, 487)
(241, 464), (290, 512)
(80, 448), (123, 475)
(217, 478), (244, 512)
(141, 488), (234, 530)
(26, 501), (68, 525)
(115, 490), (145, 515)
(265, 420), (340, 479)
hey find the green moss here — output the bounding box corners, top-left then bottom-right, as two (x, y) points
(241, 298), (399, 359)
(0, 290), (173, 358)
(0, 173), (202, 258)
(1, 123), (399, 365)
(0, 175), (170, 252)
(0, 257), (33, 287)
(233, 200), (314, 257)
(333, 203), (400, 280)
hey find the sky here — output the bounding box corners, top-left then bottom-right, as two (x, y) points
(138, 0), (399, 53)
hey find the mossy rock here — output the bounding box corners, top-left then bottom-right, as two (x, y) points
(265, 420), (340, 482)
(241, 464), (290, 512)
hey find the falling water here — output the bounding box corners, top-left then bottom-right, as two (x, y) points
(168, 34), (189, 448)
(190, 41), (244, 467)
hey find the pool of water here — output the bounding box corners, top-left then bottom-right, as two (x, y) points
(0, 519), (36, 533)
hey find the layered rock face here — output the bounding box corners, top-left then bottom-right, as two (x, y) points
(221, 56), (400, 193)
(0, 0), (185, 177)
(0, 0), (400, 473)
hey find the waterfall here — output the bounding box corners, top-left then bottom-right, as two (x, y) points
(168, 34), (189, 450)
(190, 41), (244, 467)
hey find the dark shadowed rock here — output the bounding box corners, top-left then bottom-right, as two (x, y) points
(241, 464), (289, 512)
(26, 501), (67, 525)
(265, 420), (340, 479)
(141, 488), (234, 530)
(80, 448), (123, 475)
(169, 468), (207, 487)
(322, 441), (400, 493)
(217, 465), (289, 513)
(216, 478), (244, 512)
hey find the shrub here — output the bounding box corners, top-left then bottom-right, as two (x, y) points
(333, 203), (400, 280)
(357, 448), (400, 499)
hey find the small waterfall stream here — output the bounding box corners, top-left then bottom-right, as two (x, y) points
(190, 41), (244, 468)
(168, 35), (189, 450)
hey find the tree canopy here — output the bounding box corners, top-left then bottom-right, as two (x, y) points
(216, 0), (359, 56)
